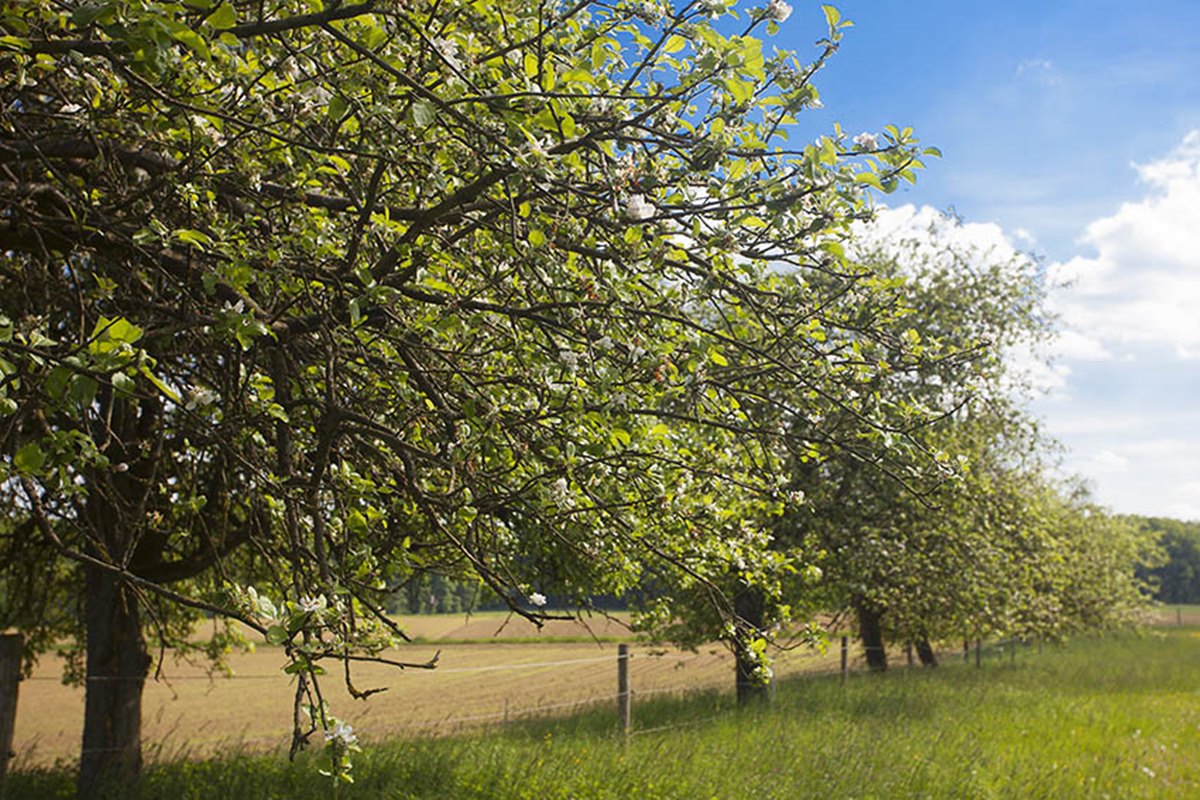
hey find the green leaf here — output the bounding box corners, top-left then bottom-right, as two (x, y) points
(821, 4), (842, 29)
(138, 365), (182, 403)
(69, 375), (99, 408)
(412, 100), (435, 127)
(207, 2), (237, 29)
(14, 442), (46, 474)
(108, 317), (143, 344)
(112, 371), (136, 396)
(328, 93), (348, 121)
(560, 67), (593, 84)
(165, 24), (211, 60)
(855, 172), (884, 191)
(173, 229), (214, 249)
(708, 347), (729, 367)
(72, 4), (114, 27)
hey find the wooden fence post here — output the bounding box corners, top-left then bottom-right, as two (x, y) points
(963, 639), (969, 663)
(617, 644), (631, 736)
(0, 633), (21, 800)
(840, 636), (848, 682)
(904, 641), (913, 667)
(974, 638), (982, 668)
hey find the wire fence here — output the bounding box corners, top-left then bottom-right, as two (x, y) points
(11, 609), (1195, 765)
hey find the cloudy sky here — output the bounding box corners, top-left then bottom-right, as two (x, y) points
(776, 1), (1200, 518)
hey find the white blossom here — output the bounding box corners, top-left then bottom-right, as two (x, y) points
(306, 85), (332, 107)
(595, 336), (613, 350)
(625, 193), (654, 221)
(325, 722), (357, 746)
(523, 136), (549, 159)
(431, 37), (462, 71)
(528, 592), (547, 607)
(298, 594), (326, 613)
(185, 388), (217, 411)
(700, 0), (725, 17)
(853, 131), (879, 150)
(552, 476), (570, 502)
(637, 0), (664, 21)
(766, 0), (792, 22)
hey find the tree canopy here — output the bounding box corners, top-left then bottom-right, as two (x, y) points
(0, 0), (937, 790)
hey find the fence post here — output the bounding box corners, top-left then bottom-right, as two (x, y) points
(974, 638), (981, 668)
(840, 636), (848, 682)
(904, 641), (913, 667)
(617, 644), (631, 736)
(963, 639), (969, 663)
(0, 633), (21, 800)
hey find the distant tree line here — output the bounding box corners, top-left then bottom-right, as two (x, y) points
(1130, 516), (1200, 604)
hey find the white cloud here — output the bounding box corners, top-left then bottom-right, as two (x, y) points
(1052, 329), (1113, 361)
(1007, 344), (1071, 394)
(852, 151), (1200, 518)
(1014, 58), (1060, 88)
(1082, 449), (1129, 473)
(1047, 130), (1200, 358)
(1167, 481), (1200, 521)
(859, 204), (1024, 259)
(855, 205), (1065, 393)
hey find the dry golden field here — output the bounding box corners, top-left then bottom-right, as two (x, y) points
(13, 612), (845, 768)
(20, 607), (1192, 768)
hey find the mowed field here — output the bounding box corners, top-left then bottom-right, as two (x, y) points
(14, 611), (849, 767)
(17, 607), (1196, 770)
(11, 624), (1200, 799)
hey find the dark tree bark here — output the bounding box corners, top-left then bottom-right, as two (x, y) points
(78, 563), (150, 799)
(733, 584), (769, 705)
(77, 395), (157, 799)
(857, 604), (888, 672)
(915, 638), (938, 667)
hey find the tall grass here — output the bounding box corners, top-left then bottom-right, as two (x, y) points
(11, 629), (1198, 799)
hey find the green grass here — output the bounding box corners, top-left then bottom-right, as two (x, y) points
(12, 629), (1200, 799)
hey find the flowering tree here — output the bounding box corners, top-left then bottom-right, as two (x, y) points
(787, 217), (1153, 669)
(0, 0), (930, 792)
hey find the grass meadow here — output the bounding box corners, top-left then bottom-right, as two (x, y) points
(9, 624), (1200, 799)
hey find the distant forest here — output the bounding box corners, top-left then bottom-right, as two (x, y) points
(1131, 516), (1200, 604)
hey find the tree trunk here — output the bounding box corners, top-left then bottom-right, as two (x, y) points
(733, 584), (769, 705)
(915, 638), (938, 668)
(857, 605), (888, 672)
(78, 563), (150, 799)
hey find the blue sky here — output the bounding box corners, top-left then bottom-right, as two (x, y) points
(773, 2), (1200, 518)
